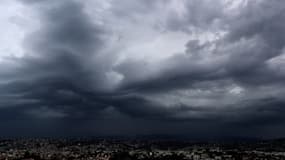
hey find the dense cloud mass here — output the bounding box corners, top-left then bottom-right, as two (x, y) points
(0, 0), (285, 138)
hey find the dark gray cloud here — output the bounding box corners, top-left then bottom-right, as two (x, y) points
(0, 0), (285, 138)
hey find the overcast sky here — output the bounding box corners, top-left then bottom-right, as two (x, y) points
(0, 0), (285, 138)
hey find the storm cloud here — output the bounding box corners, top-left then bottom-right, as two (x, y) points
(0, 0), (285, 138)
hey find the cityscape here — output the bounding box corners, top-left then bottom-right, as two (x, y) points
(1, 0), (285, 159)
(1, 138), (285, 160)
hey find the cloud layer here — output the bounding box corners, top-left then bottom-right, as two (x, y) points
(0, 0), (285, 138)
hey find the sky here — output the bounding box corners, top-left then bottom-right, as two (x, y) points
(0, 0), (285, 139)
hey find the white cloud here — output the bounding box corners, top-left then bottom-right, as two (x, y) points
(0, 0), (38, 61)
(229, 85), (244, 95)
